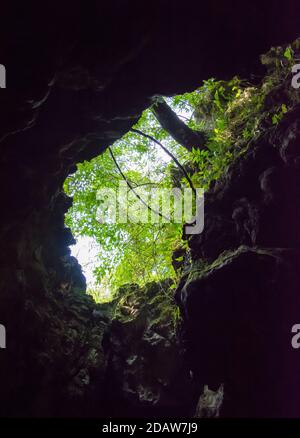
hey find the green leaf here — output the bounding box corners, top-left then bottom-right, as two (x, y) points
(284, 46), (293, 61)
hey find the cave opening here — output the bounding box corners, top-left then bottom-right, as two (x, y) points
(63, 52), (293, 305)
(54, 41), (300, 419)
(63, 95), (195, 302)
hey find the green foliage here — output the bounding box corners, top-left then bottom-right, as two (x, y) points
(171, 40), (299, 189)
(64, 115), (186, 296)
(171, 77), (264, 187)
(272, 104), (288, 125)
(64, 39), (300, 298)
(284, 46), (294, 61)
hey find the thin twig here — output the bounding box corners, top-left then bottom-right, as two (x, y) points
(108, 146), (170, 221)
(130, 128), (196, 197)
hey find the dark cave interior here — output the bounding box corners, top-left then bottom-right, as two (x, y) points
(0, 1), (300, 420)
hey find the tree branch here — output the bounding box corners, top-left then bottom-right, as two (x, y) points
(130, 128), (196, 197)
(108, 146), (170, 221)
(151, 97), (206, 151)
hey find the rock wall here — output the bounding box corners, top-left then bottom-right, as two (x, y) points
(102, 281), (193, 417)
(176, 105), (300, 417)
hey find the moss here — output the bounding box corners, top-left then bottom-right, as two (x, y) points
(113, 279), (180, 330)
(186, 38), (300, 190)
